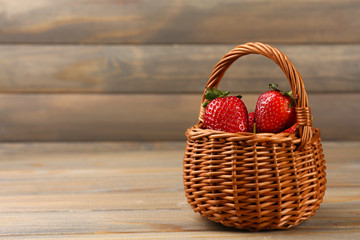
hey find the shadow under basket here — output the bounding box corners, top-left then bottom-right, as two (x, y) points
(183, 42), (326, 231)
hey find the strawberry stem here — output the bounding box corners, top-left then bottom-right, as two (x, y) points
(269, 83), (280, 91)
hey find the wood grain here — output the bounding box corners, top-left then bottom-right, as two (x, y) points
(0, 141), (358, 239)
(0, 0), (358, 44)
(5, 232), (360, 240)
(0, 44), (359, 93)
(2, 231), (360, 240)
(0, 93), (358, 141)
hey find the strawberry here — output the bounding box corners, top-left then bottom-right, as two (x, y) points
(255, 84), (296, 133)
(248, 112), (255, 133)
(203, 88), (248, 133)
(281, 123), (298, 133)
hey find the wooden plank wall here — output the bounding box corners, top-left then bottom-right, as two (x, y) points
(0, 0), (359, 141)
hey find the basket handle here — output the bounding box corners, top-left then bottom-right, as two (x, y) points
(198, 42), (313, 149)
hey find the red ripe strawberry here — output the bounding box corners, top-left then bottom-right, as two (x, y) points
(255, 84), (296, 133)
(203, 88), (248, 133)
(282, 123), (298, 133)
(248, 112), (255, 133)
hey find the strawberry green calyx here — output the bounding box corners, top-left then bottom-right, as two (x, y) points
(269, 83), (290, 96)
(203, 88), (230, 108)
(269, 83), (295, 108)
(205, 88), (229, 100)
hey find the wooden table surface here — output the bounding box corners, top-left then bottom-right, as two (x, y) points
(0, 141), (359, 239)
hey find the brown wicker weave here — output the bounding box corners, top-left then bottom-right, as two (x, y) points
(183, 42), (326, 231)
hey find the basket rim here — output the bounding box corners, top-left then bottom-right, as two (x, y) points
(186, 124), (321, 146)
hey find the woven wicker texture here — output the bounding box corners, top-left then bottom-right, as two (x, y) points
(183, 42), (326, 231)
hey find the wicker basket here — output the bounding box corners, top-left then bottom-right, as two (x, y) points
(183, 42), (326, 231)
